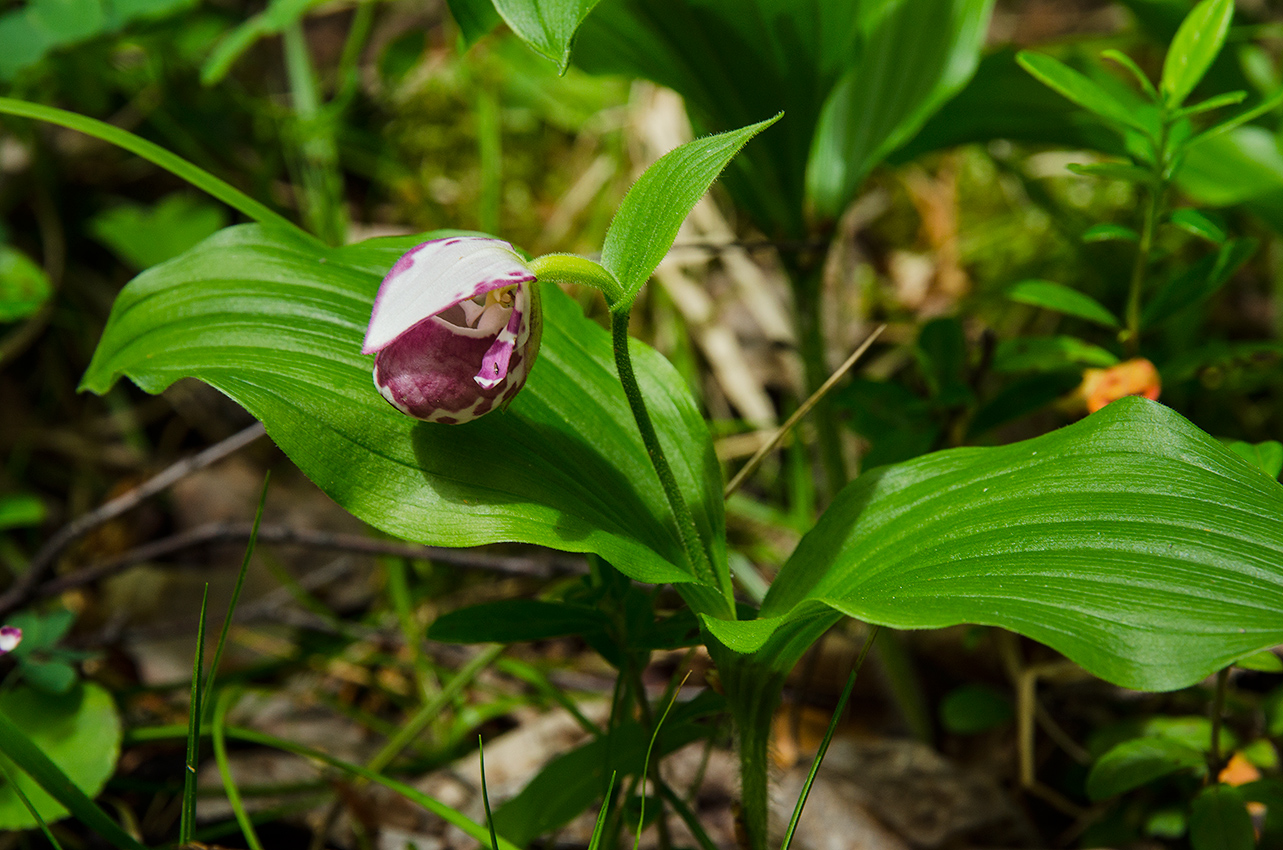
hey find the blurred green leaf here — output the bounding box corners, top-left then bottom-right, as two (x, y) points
(1235, 649), (1283, 672)
(573, 0), (867, 235)
(916, 317), (973, 406)
(428, 600), (610, 643)
(1161, 0), (1234, 108)
(0, 246), (52, 323)
(1180, 125), (1283, 209)
(1145, 715), (1235, 753)
(601, 116), (778, 307)
(0, 684), (122, 831)
(1172, 90), (1247, 120)
(0, 495), (45, 531)
(89, 195), (228, 270)
(21, 662), (77, 695)
(967, 370), (1081, 438)
(493, 0), (600, 72)
(81, 226), (726, 592)
(0, 0), (196, 80)
(7, 609), (74, 656)
(898, 49), (1126, 161)
(447, 0), (502, 46)
(834, 379), (938, 468)
(1189, 784), (1255, 850)
(939, 684), (1012, 734)
(1227, 440), (1283, 479)
(1147, 808), (1188, 839)
(1169, 208), (1228, 244)
(992, 335), (1119, 372)
(1069, 162), (1154, 185)
(1198, 87), (1283, 144)
(1242, 739), (1279, 770)
(493, 716), (710, 845)
(806, 0), (993, 218)
(1007, 279), (1120, 328)
(1087, 736), (1206, 800)
(1082, 222), (1141, 242)
(1141, 238), (1255, 329)
(201, 0), (319, 84)
(1017, 51), (1153, 135)
(706, 399), (1283, 692)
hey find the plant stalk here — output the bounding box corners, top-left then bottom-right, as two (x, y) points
(787, 256), (847, 504)
(1123, 122), (1169, 355)
(1209, 666), (1230, 778)
(611, 310), (732, 611)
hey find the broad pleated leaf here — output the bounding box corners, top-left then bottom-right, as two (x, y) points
(704, 398), (1283, 691)
(806, 0), (994, 217)
(573, 0), (864, 236)
(80, 225), (725, 589)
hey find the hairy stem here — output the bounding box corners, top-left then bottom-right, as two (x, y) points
(611, 310), (732, 611)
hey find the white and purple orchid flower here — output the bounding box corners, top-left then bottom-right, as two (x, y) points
(362, 237), (542, 423)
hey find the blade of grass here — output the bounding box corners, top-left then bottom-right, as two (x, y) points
(588, 772), (618, 850)
(480, 736), (500, 850)
(779, 625), (881, 850)
(213, 687), (265, 850)
(366, 643), (505, 774)
(181, 583), (211, 844)
(129, 722), (524, 850)
(634, 672), (690, 850)
(0, 98), (305, 237)
(656, 779), (718, 850)
(0, 759), (64, 850)
(496, 657), (600, 735)
(0, 710), (147, 850)
(386, 556), (440, 701)
(202, 472), (269, 718)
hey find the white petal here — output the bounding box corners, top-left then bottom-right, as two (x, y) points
(362, 237), (535, 354)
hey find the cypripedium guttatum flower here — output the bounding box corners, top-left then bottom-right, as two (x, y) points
(362, 237), (541, 423)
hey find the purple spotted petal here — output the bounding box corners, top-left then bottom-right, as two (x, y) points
(475, 302), (523, 390)
(0, 625), (22, 655)
(372, 278), (541, 422)
(362, 237), (535, 355)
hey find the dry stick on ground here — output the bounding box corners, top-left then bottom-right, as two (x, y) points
(0, 422), (267, 617)
(34, 521), (587, 601)
(723, 324), (886, 500)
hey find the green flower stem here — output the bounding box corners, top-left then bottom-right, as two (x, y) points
(529, 253), (625, 304)
(611, 308), (730, 608)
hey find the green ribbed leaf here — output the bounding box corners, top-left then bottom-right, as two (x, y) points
(806, 0), (994, 217)
(704, 398), (1283, 691)
(81, 225), (725, 589)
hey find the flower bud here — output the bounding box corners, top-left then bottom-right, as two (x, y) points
(363, 237), (542, 423)
(0, 625), (22, 655)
